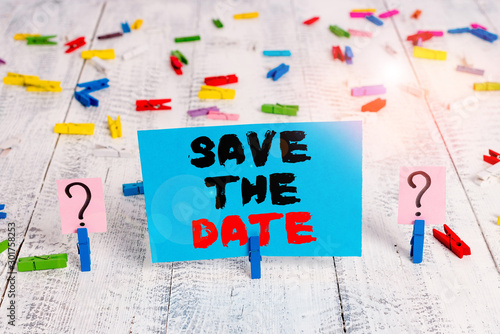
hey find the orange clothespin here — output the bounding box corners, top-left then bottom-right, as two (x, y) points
(411, 10), (422, 19)
(65, 37), (86, 53)
(432, 224), (471, 258)
(484, 149), (500, 165)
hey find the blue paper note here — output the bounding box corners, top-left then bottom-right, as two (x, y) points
(138, 121), (362, 262)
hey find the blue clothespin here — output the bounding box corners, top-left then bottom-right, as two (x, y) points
(122, 182), (144, 196)
(410, 220), (425, 264)
(77, 228), (91, 272)
(469, 28), (498, 43)
(366, 15), (383, 26)
(345, 46), (353, 65)
(263, 50), (291, 57)
(249, 236), (261, 279)
(448, 27), (470, 34)
(122, 22), (131, 33)
(266, 63), (289, 81)
(0, 204), (6, 219)
(75, 78), (109, 107)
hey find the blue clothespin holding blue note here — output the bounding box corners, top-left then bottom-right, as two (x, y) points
(366, 15), (383, 26)
(263, 50), (291, 57)
(75, 78), (109, 107)
(410, 220), (425, 264)
(249, 236), (261, 279)
(122, 22), (131, 33)
(267, 63), (289, 81)
(0, 204), (6, 219)
(77, 228), (91, 271)
(122, 182), (144, 196)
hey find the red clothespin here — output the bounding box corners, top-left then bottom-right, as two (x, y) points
(406, 31), (433, 45)
(136, 99), (172, 111)
(170, 56), (183, 75)
(332, 46), (344, 61)
(303, 17), (319, 25)
(204, 74), (238, 86)
(484, 149), (500, 165)
(65, 37), (86, 53)
(432, 224), (471, 259)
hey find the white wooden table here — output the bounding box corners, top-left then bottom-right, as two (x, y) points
(1, 0), (500, 332)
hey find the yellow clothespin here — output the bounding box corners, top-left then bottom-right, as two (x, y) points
(81, 49), (115, 60)
(497, 216), (500, 225)
(13, 33), (40, 40)
(3, 73), (40, 86)
(413, 46), (446, 60)
(26, 80), (62, 92)
(473, 82), (500, 91)
(107, 116), (122, 139)
(234, 12), (259, 19)
(198, 85), (236, 99)
(131, 19), (143, 30)
(54, 123), (95, 135)
(351, 8), (376, 12)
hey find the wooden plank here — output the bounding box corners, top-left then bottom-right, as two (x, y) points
(0, 0), (103, 295)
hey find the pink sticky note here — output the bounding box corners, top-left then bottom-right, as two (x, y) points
(57, 178), (107, 234)
(398, 167), (445, 225)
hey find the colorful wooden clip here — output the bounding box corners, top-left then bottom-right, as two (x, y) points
(123, 182), (144, 196)
(97, 32), (123, 40)
(65, 37), (86, 53)
(366, 15), (383, 26)
(122, 22), (131, 33)
(348, 29), (372, 37)
(407, 32), (434, 44)
(351, 85), (386, 96)
(417, 30), (443, 37)
(411, 10), (422, 19)
(122, 45), (149, 60)
(469, 28), (498, 43)
(198, 86), (236, 99)
(332, 46), (344, 61)
(0, 58), (5, 65)
(0, 239), (8, 254)
(234, 12), (259, 19)
(77, 228), (91, 272)
(204, 74), (238, 86)
(81, 49), (115, 59)
(471, 23), (487, 30)
(171, 50), (188, 64)
(303, 17), (319, 25)
(249, 236), (261, 279)
(26, 80), (62, 92)
(456, 65), (484, 76)
(329, 25), (350, 37)
(136, 99), (172, 111)
(107, 116), (122, 139)
(413, 46), (446, 60)
(26, 35), (56, 45)
(410, 220), (425, 264)
(261, 103), (299, 116)
(349, 12), (373, 18)
(75, 78), (110, 107)
(13, 33), (40, 40)
(18, 253), (68, 272)
(345, 46), (353, 64)
(188, 106), (219, 117)
(3, 73), (61, 92)
(54, 123), (95, 135)
(362, 98), (386, 112)
(379, 10), (399, 18)
(473, 82), (500, 91)
(267, 63), (289, 81)
(0, 204), (5, 219)
(433, 225), (470, 258)
(170, 56), (183, 75)
(477, 160), (500, 186)
(131, 19), (143, 30)
(206, 111), (239, 120)
(263, 50), (291, 57)
(448, 27), (470, 34)
(174, 35), (200, 43)
(213, 19), (223, 28)
(483, 149), (500, 165)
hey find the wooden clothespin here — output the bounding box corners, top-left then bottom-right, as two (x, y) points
(0, 239), (8, 254)
(135, 99), (172, 111)
(206, 111), (239, 120)
(410, 220), (425, 263)
(198, 85), (236, 99)
(204, 74), (238, 86)
(54, 123), (95, 135)
(107, 116), (122, 139)
(261, 103), (299, 116)
(170, 56), (183, 75)
(26, 80), (62, 92)
(131, 19), (143, 30)
(13, 33), (40, 40)
(248, 236), (261, 279)
(122, 182), (144, 196)
(266, 63), (289, 81)
(65, 37), (86, 53)
(77, 228), (91, 272)
(17, 253), (68, 271)
(26, 35), (57, 45)
(81, 49), (115, 59)
(433, 225), (470, 258)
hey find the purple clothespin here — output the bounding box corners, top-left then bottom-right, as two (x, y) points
(351, 85), (386, 97)
(187, 106), (219, 117)
(379, 9), (399, 18)
(97, 32), (124, 40)
(456, 65), (484, 76)
(0, 58), (5, 65)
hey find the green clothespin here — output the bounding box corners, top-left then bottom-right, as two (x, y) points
(174, 35), (201, 43)
(261, 104), (299, 116)
(213, 19), (223, 28)
(26, 35), (57, 45)
(329, 25), (350, 38)
(171, 50), (188, 65)
(0, 239), (8, 254)
(18, 253), (68, 272)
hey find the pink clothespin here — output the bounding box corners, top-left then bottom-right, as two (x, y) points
(379, 9), (399, 18)
(349, 12), (372, 18)
(417, 30), (444, 37)
(206, 111), (239, 120)
(348, 29), (372, 37)
(471, 23), (487, 30)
